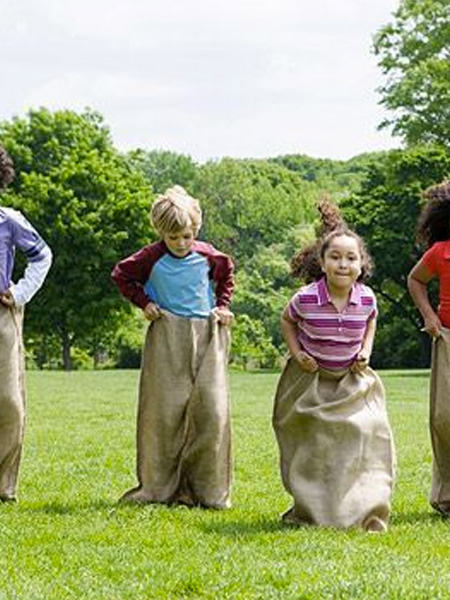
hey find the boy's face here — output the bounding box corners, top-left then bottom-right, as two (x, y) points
(163, 226), (195, 258)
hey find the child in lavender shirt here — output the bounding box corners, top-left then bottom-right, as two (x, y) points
(0, 145), (52, 502)
(272, 201), (395, 532)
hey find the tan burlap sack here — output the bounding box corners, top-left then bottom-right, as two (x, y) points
(122, 310), (232, 508)
(430, 327), (450, 514)
(273, 359), (395, 529)
(0, 304), (25, 500)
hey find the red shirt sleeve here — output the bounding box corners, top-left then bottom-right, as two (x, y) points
(111, 242), (166, 309)
(421, 243), (441, 275)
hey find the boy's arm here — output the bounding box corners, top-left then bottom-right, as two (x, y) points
(407, 260), (441, 337)
(213, 254), (234, 308)
(111, 245), (163, 309)
(8, 211), (52, 306)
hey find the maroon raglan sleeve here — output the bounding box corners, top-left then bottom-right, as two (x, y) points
(196, 241), (234, 308)
(111, 242), (166, 309)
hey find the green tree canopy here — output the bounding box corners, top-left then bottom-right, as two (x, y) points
(374, 0), (450, 145)
(0, 107), (153, 369)
(191, 158), (318, 261)
(127, 149), (197, 195)
(341, 144), (450, 367)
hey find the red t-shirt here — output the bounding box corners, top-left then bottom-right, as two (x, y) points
(421, 240), (450, 327)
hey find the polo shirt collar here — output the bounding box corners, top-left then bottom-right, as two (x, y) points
(316, 276), (361, 306)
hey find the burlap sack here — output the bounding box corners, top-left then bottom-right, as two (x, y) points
(273, 359), (395, 529)
(0, 304), (25, 500)
(122, 310), (232, 508)
(430, 327), (450, 514)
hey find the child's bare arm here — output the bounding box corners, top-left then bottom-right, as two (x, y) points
(351, 317), (376, 373)
(407, 261), (441, 337)
(281, 307), (318, 372)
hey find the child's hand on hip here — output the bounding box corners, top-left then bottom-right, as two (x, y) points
(143, 302), (162, 321)
(213, 307), (234, 327)
(294, 350), (318, 373)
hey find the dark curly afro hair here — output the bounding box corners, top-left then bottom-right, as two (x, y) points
(0, 146), (15, 190)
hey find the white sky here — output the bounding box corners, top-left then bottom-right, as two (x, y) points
(0, 0), (400, 162)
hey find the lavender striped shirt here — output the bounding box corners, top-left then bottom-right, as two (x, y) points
(0, 207), (52, 305)
(288, 277), (377, 370)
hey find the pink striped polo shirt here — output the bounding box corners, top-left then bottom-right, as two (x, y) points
(288, 277), (377, 370)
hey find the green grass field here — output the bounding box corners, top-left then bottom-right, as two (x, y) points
(0, 369), (448, 599)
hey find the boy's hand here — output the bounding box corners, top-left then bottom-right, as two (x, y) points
(0, 290), (15, 307)
(143, 302), (162, 321)
(294, 350), (318, 373)
(213, 307), (234, 327)
(351, 350), (370, 373)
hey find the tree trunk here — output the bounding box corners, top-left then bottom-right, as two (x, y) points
(62, 332), (72, 371)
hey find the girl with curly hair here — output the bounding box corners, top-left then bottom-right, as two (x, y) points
(408, 180), (450, 517)
(272, 199), (395, 532)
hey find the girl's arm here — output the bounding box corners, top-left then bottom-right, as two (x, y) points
(281, 306), (318, 372)
(352, 317), (376, 373)
(407, 261), (441, 337)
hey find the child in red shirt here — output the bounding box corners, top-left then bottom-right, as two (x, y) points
(408, 180), (450, 516)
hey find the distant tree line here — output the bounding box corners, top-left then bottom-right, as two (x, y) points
(1, 106), (448, 371)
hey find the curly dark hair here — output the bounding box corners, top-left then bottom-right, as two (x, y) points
(291, 196), (373, 283)
(0, 145), (15, 190)
(416, 180), (450, 248)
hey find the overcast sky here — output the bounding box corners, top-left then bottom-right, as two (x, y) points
(1, 0), (400, 162)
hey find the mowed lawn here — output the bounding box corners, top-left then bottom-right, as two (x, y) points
(0, 369), (448, 599)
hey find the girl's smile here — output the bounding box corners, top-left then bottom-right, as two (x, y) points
(321, 235), (362, 293)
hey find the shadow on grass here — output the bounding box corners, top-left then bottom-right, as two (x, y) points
(390, 509), (447, 526)
(19, 499), (118, 515)
(200, 517), (288, 537)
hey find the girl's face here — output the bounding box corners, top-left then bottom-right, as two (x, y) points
(320, 234), (362, 292)
(163, 225), (195, 258)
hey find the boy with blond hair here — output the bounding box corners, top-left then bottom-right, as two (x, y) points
(112, 185), (234, 508)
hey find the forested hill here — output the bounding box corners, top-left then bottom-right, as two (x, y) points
(1, 108), (449, 370)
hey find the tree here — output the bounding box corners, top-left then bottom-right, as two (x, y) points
(341, 144), (450, 367)
(127, 149), (197, 194)
(0, 108), (153, 370)
(192, 158), (318, 261)
(374, 0), (450, 146)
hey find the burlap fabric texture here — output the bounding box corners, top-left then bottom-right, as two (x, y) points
(430, 327), (450, 515)
(273, 358), (395, 529)
(0, 304), (25, 501)
(122, 310), (232, 509)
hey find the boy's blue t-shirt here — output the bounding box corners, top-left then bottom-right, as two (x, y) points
(144, 250), (214, 318)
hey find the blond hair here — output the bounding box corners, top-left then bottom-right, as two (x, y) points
(150, 185), (202, 236)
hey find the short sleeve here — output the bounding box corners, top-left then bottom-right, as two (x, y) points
(360, 285), (377, 321)
(287, 291), (303, 321)
(421, 243), (442, 276)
